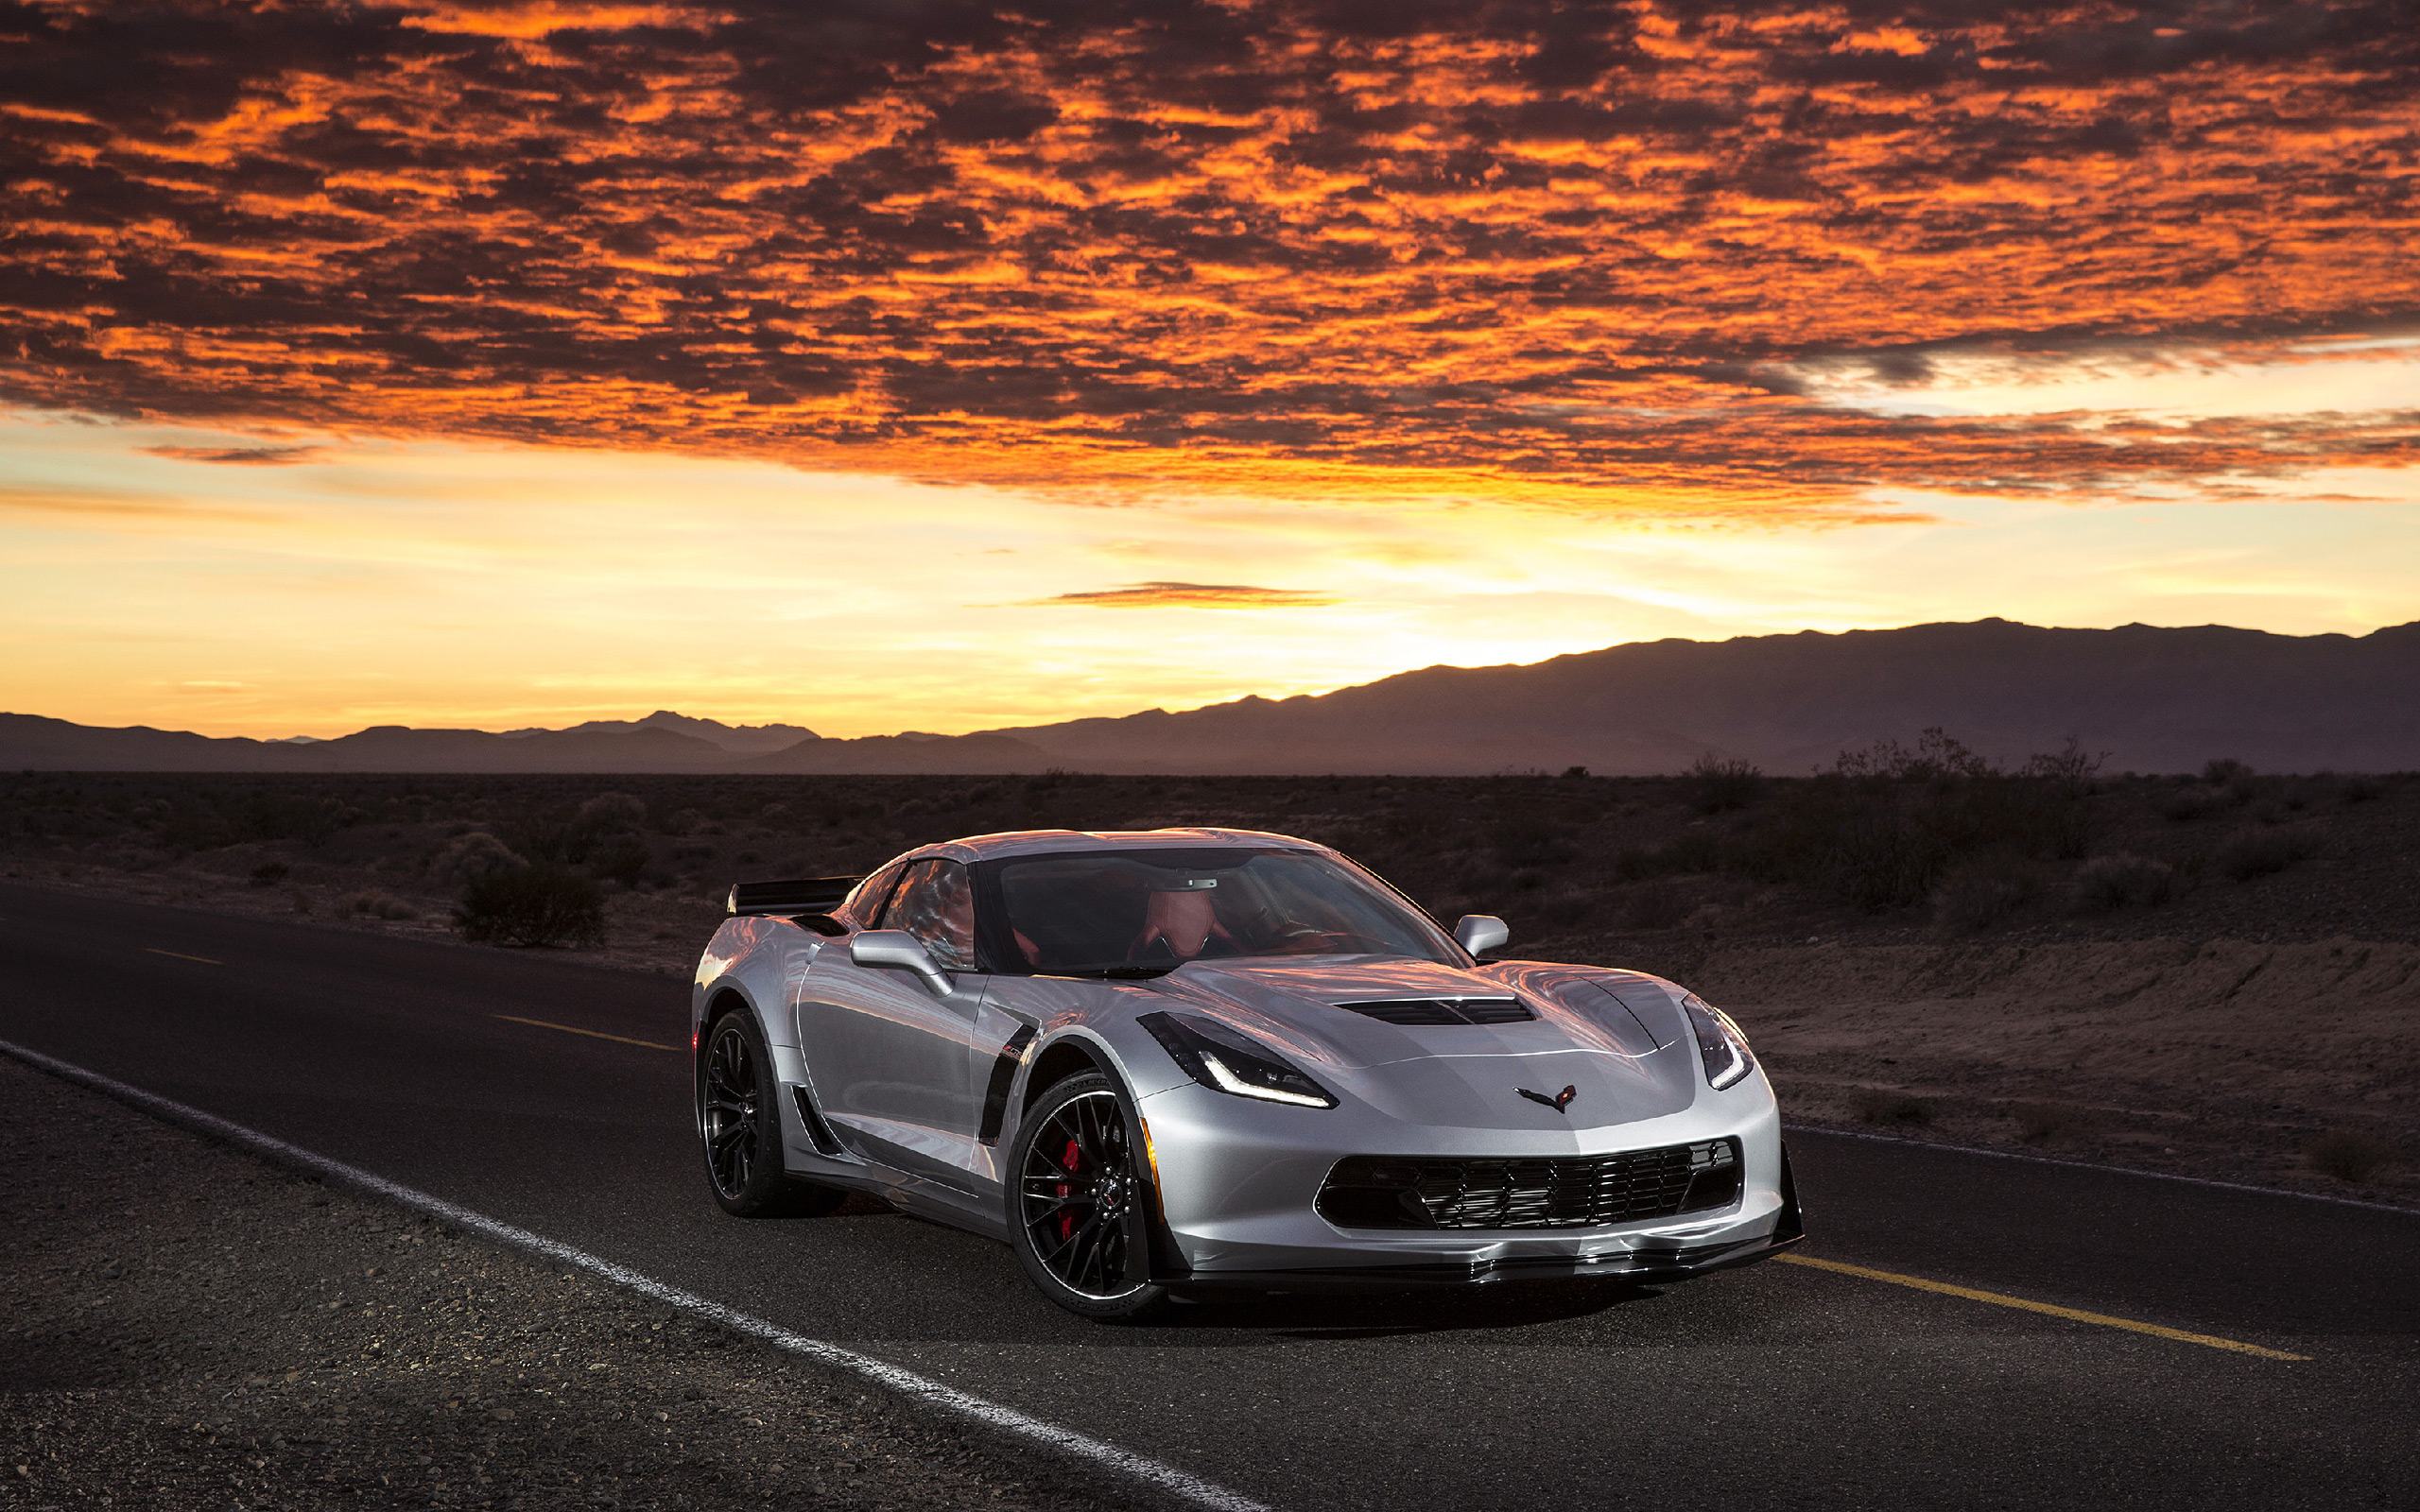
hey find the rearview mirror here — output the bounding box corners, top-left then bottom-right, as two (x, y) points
(849, 929), (953, 996)
(1454, 914), (1509, 958)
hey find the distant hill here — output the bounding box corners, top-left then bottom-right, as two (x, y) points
(0, 715), (742, 773)
(987, 619), (2420, 776)
(6, 619), (2416, 774)
(0, 713), (1056, 774)
(502, 709), (820, 754)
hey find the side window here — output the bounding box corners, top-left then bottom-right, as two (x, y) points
(839, 861), (908, 931)
(880, 859), (977, 971)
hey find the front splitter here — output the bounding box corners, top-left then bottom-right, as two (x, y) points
(1164, 1226), (1803, 1296)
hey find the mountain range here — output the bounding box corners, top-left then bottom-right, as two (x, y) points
(500, 711), (821, 754)
(8, 620), (2416, 776)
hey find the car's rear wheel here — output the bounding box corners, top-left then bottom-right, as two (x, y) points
(699, 1011), (846, 1218)
(1010, 1072), (1169, 1322)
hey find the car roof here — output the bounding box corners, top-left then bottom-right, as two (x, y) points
(908, 827), (1328, 865)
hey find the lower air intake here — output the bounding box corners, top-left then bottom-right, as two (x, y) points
(1317, 1138), (1743, 1229)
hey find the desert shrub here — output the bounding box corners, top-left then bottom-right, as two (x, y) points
(575, 791), (648, 833)
(337, 890), (420, 920)
(1931, 858), (2041, 934)
(1832, 727), (1996, 782)
(2340, 775), (2384, 804)
(1833, 801), (1956, 911)
(220, 790), (349, 847)
(2009, 1101), (2072, 1142)
(1493, 817), (1579, 868)
(581, 832), (651, 885)
(429, 830), (525, 885)
(2202, 757), (2254, 784)
(1611, 827), (1727, 883)
(1687, 752), (1764, 813)
(2213, 828), (2320, 882)
(1621, 879), (1692, 930)
(2070, 852), (2175, 914)
(249, 861), (290, 886)
(453, 865), (605, 947)
(1853, 1089), (1934, 1126)
(2018, 736), (2106, 791)
(2306, 1129), (2403, 1184)
(2161, 789), (2225, 823)
(1737, 730), (2092, 911)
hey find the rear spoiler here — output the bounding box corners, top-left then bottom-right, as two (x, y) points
(726, 876), (861, 918)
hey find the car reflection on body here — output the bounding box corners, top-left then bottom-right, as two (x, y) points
(692, 827), (1801, 1320)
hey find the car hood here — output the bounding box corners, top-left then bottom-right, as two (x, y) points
(1132, 954), (1700, 1132)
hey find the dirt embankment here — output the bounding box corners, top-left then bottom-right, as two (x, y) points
(0, 1056), (1142, 1512)
(1696, 936), (2420, 1204)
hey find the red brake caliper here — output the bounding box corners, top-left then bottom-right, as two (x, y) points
(1057, 1137), (1081, 1241)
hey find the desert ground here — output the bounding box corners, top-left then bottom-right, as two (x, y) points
(5, 753), (2413, 1206)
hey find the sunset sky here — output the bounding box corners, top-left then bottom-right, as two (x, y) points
(4, 0), (2416, 738)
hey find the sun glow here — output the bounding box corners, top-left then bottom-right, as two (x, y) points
(5, 407), (2415, 739)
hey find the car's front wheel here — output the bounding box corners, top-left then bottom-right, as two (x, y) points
(698, 1011), (845, 1219)
(1009, 1071), (1169, 1321)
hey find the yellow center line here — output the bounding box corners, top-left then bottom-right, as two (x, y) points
(144, 947), (223, 965)
(493, 1014), (682, 1052)
(1776, 1253), (2308, 1360)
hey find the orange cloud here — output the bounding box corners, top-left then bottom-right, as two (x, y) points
(1031, 581), (1342, 609)
(0, 0), (2414, 518)
(139, 444), (329, 466)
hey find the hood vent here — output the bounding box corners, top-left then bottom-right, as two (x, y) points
(1334, 997), (1535, 1026)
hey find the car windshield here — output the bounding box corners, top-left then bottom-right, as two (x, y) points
(977, 847), (1460, 975)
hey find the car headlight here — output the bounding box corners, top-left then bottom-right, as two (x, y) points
(1138, 1012), (1337, 1108)
(1683, 994), (1756, 1091)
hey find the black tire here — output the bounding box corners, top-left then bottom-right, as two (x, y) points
(698, 1010), (846, 1219)
(1008, 1071), (1170, 1322)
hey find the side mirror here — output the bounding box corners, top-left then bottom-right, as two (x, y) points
(1454, 914), (1509, 958)
(849, 929), (953, 997)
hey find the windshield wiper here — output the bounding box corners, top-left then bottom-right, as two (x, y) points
(1057, 963), (1180, 980)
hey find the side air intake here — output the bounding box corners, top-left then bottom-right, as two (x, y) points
(728, 876), (861, 918)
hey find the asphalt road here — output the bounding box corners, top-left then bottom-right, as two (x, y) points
(4, 880), (2415, 1511)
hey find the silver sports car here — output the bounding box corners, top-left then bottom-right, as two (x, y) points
(691, 827), (1801, 1319)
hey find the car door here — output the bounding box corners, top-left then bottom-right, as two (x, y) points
(793, 858), (989, 1189)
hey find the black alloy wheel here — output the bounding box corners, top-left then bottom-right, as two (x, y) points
(698, 1011), (844, 1219)
(1009, 1072), (1168, 1321)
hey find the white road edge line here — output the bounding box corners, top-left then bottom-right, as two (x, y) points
(1783, 1121), (2419, 1216)
(0, 1038), (1274, 1512)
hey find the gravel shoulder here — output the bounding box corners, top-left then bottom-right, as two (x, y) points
(0, 1055), (1150, 1512)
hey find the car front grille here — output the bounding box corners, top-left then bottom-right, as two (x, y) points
(1333, 997), (1535, 1025)
(1317, 1138), (1742, 1229)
